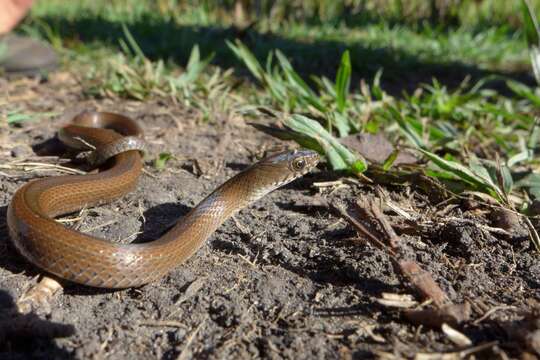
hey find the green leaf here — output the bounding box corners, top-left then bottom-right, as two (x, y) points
(248, 123), (324, 153)
(387, 106), (426, 149)
(382, 149), (399, 171)
(507, 80), (540, 107)
(7, 112), (34, 124)
(227, 40), (265, 81)
(327, 111), (351, 137)
(516, 172), (540, 199)
(419, 149), (504, 200)
(521, 0), (540, 46)
(499, 164), (514, 196)
(468, 157), (499, 190)
(528, 117), (540, 150)
(335, 50), (351, 113)
(275, 50), (327, 113)
(284, 114), (367, 173)
(372, 69), (384, 101)
(172, 45), (214, 88)
(154, 152), (173, 170)
(508, 150), (531, 168)
(530, 46), (540, 85)
(121, 24), (146, 59)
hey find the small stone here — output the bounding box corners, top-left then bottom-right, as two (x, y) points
(490, 208), (527, 237)
(11, 145), (30, 158)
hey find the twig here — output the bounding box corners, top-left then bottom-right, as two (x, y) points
(176, 318), (206, 360)
(523, 216), (540, 252)
(473, 305), (517, 325)
(437, 217), (512, 236)
(332, 199), (450, 308)
(398, 260), (448, 308)
(366, 194), (400, 249)
(0, 162), (86, 175)
(331, 202), (393, 254)
(138, 320), (188, 328)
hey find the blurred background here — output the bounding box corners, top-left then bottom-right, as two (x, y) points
(23, 0), (533, 87)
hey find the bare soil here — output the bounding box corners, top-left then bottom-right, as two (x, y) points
(1, 74), (539, 359)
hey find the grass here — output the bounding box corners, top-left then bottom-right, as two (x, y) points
(26, 1), (530, 76)
(7, 0), (540, 249)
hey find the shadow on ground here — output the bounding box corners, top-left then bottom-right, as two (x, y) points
(34, 14), (533, 95)
(0, 205), (38, 278)
(0, 289), (76, 360)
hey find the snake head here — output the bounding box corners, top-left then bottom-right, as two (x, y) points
(260, 149), (320, 179)
(237, 149), (319, 203)
(215, 149), (319, 208)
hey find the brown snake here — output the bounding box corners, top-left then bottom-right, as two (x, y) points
(7, 111), (319, 288)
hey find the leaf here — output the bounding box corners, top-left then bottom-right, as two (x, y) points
(528, 117), (540, 150)
(419, 149), (504, 200)
(382, 149), (399, 171)
(284, 114), (367, 173)
(121, 24), (146, 59)
(248, 122), (324, 153)
(498, 164), (514, 196)
(335, 50), (351, 113)
(7, 112), (34, 124)
(530, 46), (540, 85)
(507, 80), (540, 107)
(327, 111), (351, 138)
(508, 149), (531, 168)
(173, 45), (214, 88)
(275, 50), (327, 113)
(516, 172), (540, 199)
(227, 40), (265, 81)
(387, 106), (426, 149)
(372, 69), (384, 100)
(521, 0), (540, 46)
(508, 119), (540, 167)
(154, 152), (173, 170)
(468, 157), (499, 190)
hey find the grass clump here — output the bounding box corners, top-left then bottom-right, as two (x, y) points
(229, 33), (540, 224)
(78, 25), (233, 121)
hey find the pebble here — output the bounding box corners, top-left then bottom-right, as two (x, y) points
(10, 145), (30, 158)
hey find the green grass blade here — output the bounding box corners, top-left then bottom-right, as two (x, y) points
(154, 152), (173, 170)
(121, 24), (146, 59)
(531, 46), (540, 86)
(227, 40), (264, 81)
(382, 149), (399, 171)
(371, 70), (384, 101)
(335, 50), (351, 113)
(275, 50), (327, 113)
(387, 106), (426, 149)
(7, 113), (34, 124)
(521, 0), (540, 46)
(419, 149), (504, 200)
(249, 123), (324, 153)
(507, 80), (540, 107)
(328, 112), (352, 138)
(172, 45), (214, 88)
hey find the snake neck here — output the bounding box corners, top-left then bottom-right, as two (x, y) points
(160, 175), (252, 248)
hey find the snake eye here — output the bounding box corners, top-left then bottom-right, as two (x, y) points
(291, 158), (306, 171)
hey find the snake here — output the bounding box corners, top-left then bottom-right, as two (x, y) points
(7, 111), (320, 288)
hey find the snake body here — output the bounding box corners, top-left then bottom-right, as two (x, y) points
(7, 112), (319, 288)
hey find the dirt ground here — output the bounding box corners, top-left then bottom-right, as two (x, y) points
(1, 74), (539, 359)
